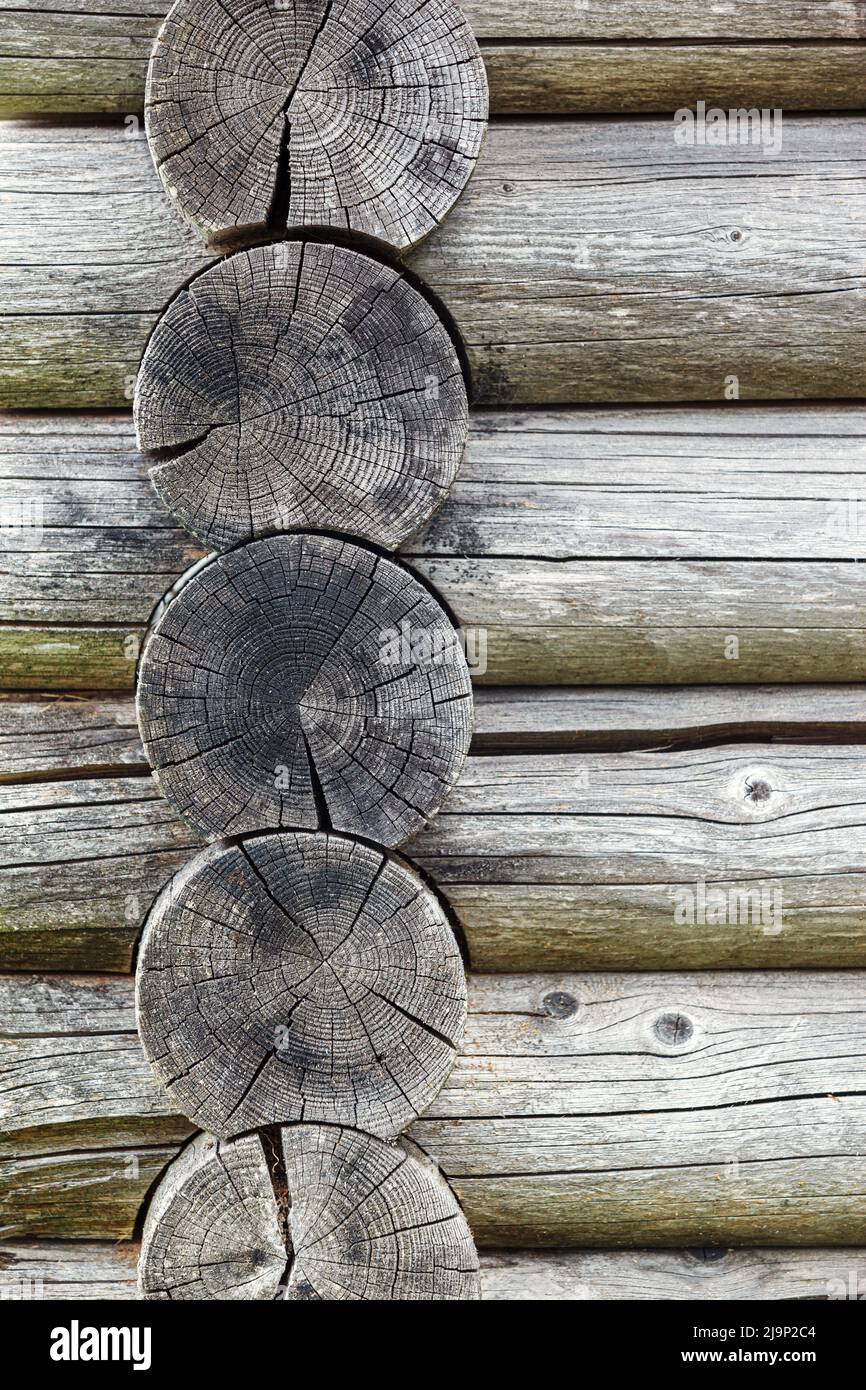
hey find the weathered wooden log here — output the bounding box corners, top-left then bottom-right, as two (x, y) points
(7, 406), (866, 689)
(136, 533), (472, 843)
(4, 4), (865, 118)
(140, 1131), (285, 1299)
(9, 556), (866, 690)
(140, 1126), (479, 1301)
(9, 737), (866, 972)
(4, 120), (865, 409)
(3, 1239), (864, 1303)
(6, 972), (866, 1247)
(144, 0), (487, 251)
(8, 682), (866, 782)
(136, 832), (465, 1138)
(134, 242), (468, 552)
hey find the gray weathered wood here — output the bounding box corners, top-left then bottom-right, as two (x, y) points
(8, 557), (866, 689)
(8, 682), (866, 784)
(10, 737), (866, 971)
(144, 0), (487, 250)
(7, 406), (866, 687)
(0, 696), (146, 781)
(2, 3), (863, 119)
(136, 832), (465, 1138)
(479, 1248), (866, 1301)
(140, 1126), (480, 1300)
(139, 1130), (286, 1299)
(133, 242), (468, 551)
(5, 971), (866, 1247)
(3, 1238), (865, 1302)
(13, 407), (866, 583)
(136, 534), (473, 842)
(3, 1), (861, 47)
(3, 119), (865, 408)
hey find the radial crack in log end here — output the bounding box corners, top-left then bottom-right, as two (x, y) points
(144, 0), (488, 249)
(135, 532), (473, 844)
(136, 831), (467, 1137)
(139, 1131), (287, 1299)
(140, 1125), (480, 1300)
(134, 242), (469, 553)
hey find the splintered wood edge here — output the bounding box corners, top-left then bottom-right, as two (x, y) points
(145, 0), (488, 250)
(135, 831), (467, 1138)
(139, 1126), (480, 1300)
(133, 241), (469, 553)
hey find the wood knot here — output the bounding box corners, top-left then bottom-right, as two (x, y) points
(653, 1012), (694, 1047)
(744, 776), (772, 804)
(542, 991), (578, 1019)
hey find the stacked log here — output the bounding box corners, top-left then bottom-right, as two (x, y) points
(127, 0), (489, 1301)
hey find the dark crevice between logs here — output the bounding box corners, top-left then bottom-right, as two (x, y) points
(260, 1127), (294, 1300)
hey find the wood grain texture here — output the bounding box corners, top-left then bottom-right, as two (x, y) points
(10, 405), (866, 638)
(7, 405), (866, 684)
(136, 535), (473, 842)
(3, 119), (865, 408)
(5, 972), (866, 1247)
(133, 242), (468, 551)
(8, 682), (866, 783)
(144, 0), (487, 249)
(140, 1126), (480, 1300)
(7, 740), (866, 973)
(136, 833), (465, 1138)
(3, 1), (862, 46)
(483, 43), (866, 115)
(3, 1239), (865, 1302)
(3, 6), (864, 117)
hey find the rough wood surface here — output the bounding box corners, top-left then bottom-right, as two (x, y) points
(140, 1130), (285, 1299)
(483, 43), (866, 115)
(4, 120), (865, 409)
(9, 737), (866, 971)
(6, 972), (866, 1248)
(9, 562), (866, 688)
(3, 1), (862, 48)
(4, 1238), (865, 1302)
(7, 682), (866, 783)
(140, 1126), (480, 1300)
(134, 242), (467, 552)
(3, 4), (864, 117)
(144, 0), (487, 250)
(10, 406), (866, 578)
(136, 534), (473, 842)
(136, 832), (465, 1138)
(7, 406), (866, 687)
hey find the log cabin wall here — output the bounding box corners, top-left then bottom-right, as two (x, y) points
(2, 0), (866, 1302)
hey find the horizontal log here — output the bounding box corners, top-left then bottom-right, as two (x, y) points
(2, 1240), (863, 1302)
(3, 119), (865, 408)
(4, 972), (866, 1247)
(9, 405), (866, 562)
(11, 560), (866, 688)
(482, 44), (866, 115)
(6, 409), (866, 689)
(6, 741), (866, 972)
(5, 30), (864, 119)
(7, 681), (866, 784)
